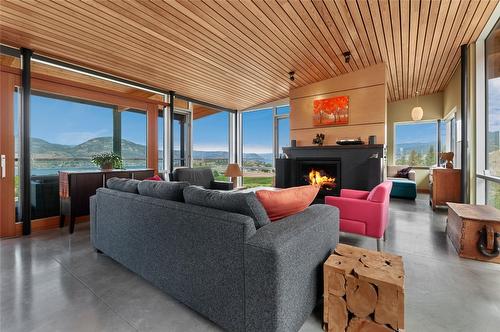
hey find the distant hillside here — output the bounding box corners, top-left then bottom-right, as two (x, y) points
(29, 137), (146, 159)
(29, 137), (273, 162)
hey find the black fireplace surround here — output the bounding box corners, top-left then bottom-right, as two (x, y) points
(275, 145), (385, 201)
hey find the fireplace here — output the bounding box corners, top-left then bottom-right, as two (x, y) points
(296, 158), (341, 200)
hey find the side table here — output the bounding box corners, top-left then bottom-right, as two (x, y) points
(324, 244), (405, 332)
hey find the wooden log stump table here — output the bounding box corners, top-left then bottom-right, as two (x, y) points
(324, 244), (405, 332)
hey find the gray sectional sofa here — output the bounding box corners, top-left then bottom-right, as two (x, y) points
(90, 179), (339, 332)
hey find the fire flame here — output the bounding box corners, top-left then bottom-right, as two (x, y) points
(308, 169), (335, 189)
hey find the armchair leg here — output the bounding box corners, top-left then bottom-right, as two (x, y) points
(377, 238), (383, 252)
(383, 231), (387, 242)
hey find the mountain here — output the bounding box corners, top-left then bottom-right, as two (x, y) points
(30, 137), (146, 159)
(30, 137), (273, 162)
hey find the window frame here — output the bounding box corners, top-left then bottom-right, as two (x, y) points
(475, 12), (500, 205)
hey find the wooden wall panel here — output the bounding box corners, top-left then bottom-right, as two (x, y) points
(290, 64), (387, 145)
(0, 71), (19, 238)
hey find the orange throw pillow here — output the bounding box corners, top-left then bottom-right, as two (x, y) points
(255, 185), (320, 221)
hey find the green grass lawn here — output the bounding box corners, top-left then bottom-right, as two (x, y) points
(242, 177), (273, 188)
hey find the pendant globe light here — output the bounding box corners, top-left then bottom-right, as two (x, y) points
(411, 91), (424, 121)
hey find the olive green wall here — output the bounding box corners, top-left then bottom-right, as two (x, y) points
(443, 66), (461, 119)
(387, 92), (444, 190)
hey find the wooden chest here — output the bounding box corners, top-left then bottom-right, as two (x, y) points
(447, 203), (500, 264)
(324, 244), (405, 332)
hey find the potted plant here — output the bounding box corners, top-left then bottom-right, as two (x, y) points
(91, 152), (123, 171)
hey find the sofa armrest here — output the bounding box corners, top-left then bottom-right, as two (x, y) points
(408, 170), (416, 182)
(244, 204), (339, 332)
(210, 180), (234, 191)
(340, 189), (369, 200)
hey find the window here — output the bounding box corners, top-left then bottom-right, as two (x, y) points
(30, 92), (114, 219)
(485, 19), (500, 207)
(192, 108), (229, 180)
(173, 112), (190, 168)
(242, 109), (274, 187)
(394, 121), (438, 167)
(275, 105), (290, 159)
(439, 115), (457, 165)
(121, 109), (147, 169)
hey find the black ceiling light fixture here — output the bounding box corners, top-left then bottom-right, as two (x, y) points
(342, 51), (351, 63)
(288, 71), (295, 81)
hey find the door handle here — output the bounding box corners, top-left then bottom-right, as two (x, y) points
(1, 155), (6, 178)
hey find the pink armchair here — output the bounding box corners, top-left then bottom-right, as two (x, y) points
(325, 181), (393, 251)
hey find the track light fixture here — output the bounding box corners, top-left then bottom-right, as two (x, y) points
(289, 71), (295, 81)
(342, 51), (351, 63)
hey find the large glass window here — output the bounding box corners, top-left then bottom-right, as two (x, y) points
(242, 109), (274, 187)
(485, 19), (500, 207)
(192, 108), (229, 180)
(121, 109), (147, 169)
(394, 121), (438, 167)
(439, 115), (456, 166)
(277, 117), (290, 158)
(30, 92), (114, 219)
(173, 112), (189, 168)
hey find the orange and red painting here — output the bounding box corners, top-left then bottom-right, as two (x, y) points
(313, 96), (349, 126)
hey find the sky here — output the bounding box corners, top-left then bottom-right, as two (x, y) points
(395, 121), (437, 145)
(28, 94), (147, 146)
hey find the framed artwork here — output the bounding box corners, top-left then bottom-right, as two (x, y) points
(313, 96), (349, 126)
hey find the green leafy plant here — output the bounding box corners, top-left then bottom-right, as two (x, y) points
(91, 152), (123, 170)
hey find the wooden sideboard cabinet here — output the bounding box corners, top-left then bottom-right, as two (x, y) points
(59, 169), (154, 233)
(429, 168), (461, 210)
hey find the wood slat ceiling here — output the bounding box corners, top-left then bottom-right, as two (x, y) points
(0, 0), (498, 110)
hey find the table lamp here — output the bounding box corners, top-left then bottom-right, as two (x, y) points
(224, 163), (242, 189)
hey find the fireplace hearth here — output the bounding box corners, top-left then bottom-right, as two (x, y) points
(296, 158), (341, 200)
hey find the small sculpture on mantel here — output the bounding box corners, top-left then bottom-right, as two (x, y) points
(313, 133), (325, 146)
(440, 152), (454, 169)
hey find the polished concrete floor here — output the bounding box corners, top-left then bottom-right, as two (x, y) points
(1, 194), (500, 332)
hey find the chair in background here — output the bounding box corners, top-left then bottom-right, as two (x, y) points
(325, 181), (393, 251)
(170, 167), (233, 190)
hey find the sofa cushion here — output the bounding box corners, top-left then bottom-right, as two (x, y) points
(255, 185), (319, 221)
(106, 177), (140, 193)
(138, 180), (189, 202)
(183, 186), (270, 229)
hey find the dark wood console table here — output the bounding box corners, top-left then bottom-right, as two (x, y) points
(59, 169), (154, 233)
